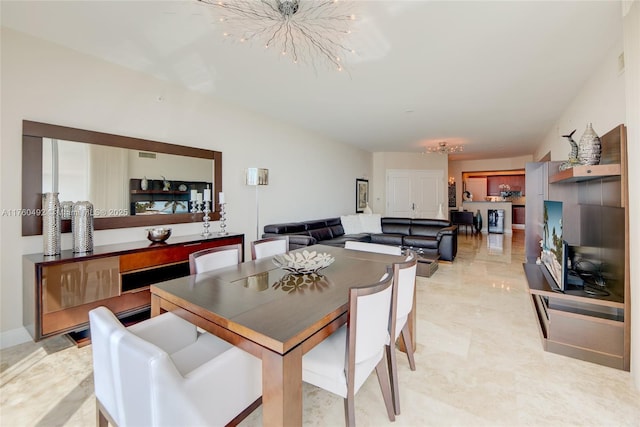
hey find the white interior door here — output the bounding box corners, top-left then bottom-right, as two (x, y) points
(386, 170), (444, 218)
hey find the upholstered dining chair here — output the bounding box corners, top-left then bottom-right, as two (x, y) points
(344, 240), (402, 256)
(302, 271), (396, 426)
(251, 236), (289, 260)
(188, 243), (242, 274)
(89, 306), (262, 427)
(387, 251), (418, 415)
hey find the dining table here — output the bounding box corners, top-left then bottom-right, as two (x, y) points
(149, 244), (410, 426)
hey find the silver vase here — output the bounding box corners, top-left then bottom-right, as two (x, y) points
(72, 201), (94, 253)
(42, 192), (61, 256)
(577, 123), (602, 166)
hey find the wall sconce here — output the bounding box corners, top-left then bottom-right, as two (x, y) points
(246, 168), (269, 240)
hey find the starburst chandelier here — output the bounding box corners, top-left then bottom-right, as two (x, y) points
(199, 0), (357, 71)
(426, 142), (464, 154)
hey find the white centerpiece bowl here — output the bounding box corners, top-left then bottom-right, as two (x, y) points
(272, 250), (335, 274)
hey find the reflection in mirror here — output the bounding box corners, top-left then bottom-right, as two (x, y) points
(42, 138), (213, 218)
(23, 120), (222, 236)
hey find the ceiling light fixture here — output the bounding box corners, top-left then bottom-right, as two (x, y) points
(199, 0), (356, 71)
(426, 142), (464, 154)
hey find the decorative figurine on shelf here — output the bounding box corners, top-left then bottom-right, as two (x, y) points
(577, 123), (601, 166)
(140, 176), (149, 191)
(559, 129), (581, 171)
(161, 176), (171, 191)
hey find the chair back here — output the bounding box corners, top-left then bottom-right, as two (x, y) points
(189, 243), (242, 274)
(251, 236), (289, 260)
(89, 306), (125, 425)
(348, 270), (394, 367)
(344, 240), (402, 256)
(393, 251), (418, 340)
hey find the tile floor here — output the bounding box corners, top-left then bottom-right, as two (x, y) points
(1, 231), (639, 426)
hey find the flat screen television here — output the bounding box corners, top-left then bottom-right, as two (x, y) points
(541, 200), (566, 291)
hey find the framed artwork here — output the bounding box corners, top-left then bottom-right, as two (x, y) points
(356, 179), (369, 213)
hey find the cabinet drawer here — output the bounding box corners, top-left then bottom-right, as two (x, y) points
(548, 309), (624, 356)
(120, 240), (230, 272)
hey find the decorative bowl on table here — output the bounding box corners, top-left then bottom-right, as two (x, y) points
(146, 227), (172, 243)
(272, 250), (335, 274)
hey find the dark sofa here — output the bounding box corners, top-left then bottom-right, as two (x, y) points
(263, 217), (371, 249)
(262, 216), (458, 261)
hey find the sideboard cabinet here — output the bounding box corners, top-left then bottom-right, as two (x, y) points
(23, 233), (244, 342)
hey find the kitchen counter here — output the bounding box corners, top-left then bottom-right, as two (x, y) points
(461, 201), (513, 234)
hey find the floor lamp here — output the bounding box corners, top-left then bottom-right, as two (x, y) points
(246, 168), (269, 240)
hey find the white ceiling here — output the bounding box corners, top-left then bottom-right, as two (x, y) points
(1, 0), (624, 160)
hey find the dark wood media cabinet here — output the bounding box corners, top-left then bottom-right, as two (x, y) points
(23, 233), (244, 343)
(523, 263), (625, 370)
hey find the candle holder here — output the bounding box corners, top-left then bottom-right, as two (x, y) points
(218, 203), (228, 236)
(190, 199), (200, 214)
(201, 201), (211, 237)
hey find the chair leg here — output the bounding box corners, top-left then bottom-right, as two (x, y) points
(344, 394), (356, 427)
(96, 404), (108, 427)
(375, 358), (396, 422)
(401, 324), (416, 371)
(386, 344), (401, 415)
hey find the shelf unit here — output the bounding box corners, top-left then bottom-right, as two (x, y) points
(523, 124), (629, 370)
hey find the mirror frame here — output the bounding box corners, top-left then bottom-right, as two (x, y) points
(22, 120), (222, 236)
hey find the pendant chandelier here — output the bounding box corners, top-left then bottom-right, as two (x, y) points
(199, 0), (357, 71)
(426, 142), (464, 154)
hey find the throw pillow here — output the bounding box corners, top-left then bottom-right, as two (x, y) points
(340, 215), (363, 234)
(359, 213), (382, 233)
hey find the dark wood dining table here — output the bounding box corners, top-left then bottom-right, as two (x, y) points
(150, 244), (407, 426)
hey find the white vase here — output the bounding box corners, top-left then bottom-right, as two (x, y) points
(577, 123), (602, 166)
(141, 176), (148, 191)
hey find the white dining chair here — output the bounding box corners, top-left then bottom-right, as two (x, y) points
(344, 240), (402, 256)
(89, 306), (262, 427)
(251, 236), (289, 260)
(387, 251), (418, 415)
(302, 271), (396, 426)
(189, 243), (242, 274)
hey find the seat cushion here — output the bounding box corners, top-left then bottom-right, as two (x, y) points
(403, 236), (439, 249)
(370, 233), (404, 246)
(308, 227), (333, 241)
(170, 332), (233, 376)
(302, 325), (384, 398)
(409, 224), (441, 238)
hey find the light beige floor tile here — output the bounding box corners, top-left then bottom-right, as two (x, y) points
(1, 231), (639, 426)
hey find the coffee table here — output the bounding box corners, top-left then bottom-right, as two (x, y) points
(402, 248), (439, 277)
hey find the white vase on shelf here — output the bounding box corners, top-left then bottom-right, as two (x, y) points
(140, 176), (148, 191)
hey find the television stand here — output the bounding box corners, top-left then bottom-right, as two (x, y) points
(523, 263), (625, 370)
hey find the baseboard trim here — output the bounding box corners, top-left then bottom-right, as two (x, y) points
(1, 327), (32, 350)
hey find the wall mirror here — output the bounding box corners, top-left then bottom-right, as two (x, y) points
(22, 120), (222, 236)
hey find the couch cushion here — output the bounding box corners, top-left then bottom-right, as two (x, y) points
(308, 227), (333, 241)
(330, 224), (345, 237)
(325, 218), (342, 227)
(264, 223), (306, 234)
(403, 236), (439, 249)
(340, 214), (363, 234)
(370, 233), (404, 246)
(381, 222), (410, 235)
(411, 218), (451, 228)
(359, 214), (382, 233)
(409, 225), (441, 238)
(305, 220), (328, 230)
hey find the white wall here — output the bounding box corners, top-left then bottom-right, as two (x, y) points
(534, 37), (626, 162)
(0, 28), (372, 346)
(372, 152), (448, 215)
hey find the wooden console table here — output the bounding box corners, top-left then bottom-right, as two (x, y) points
(23, 233), (244, 343)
